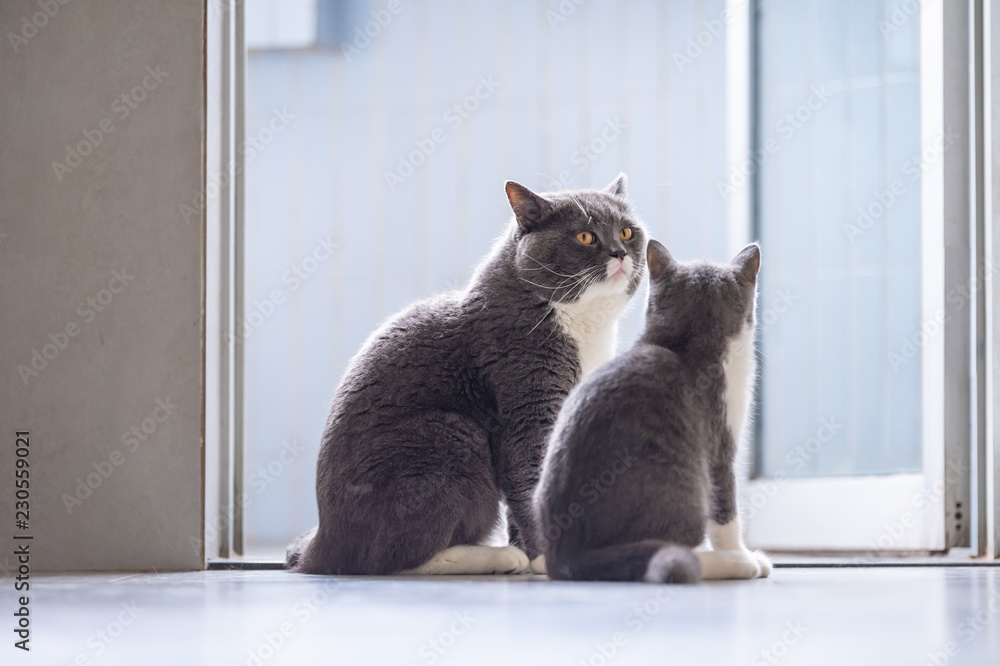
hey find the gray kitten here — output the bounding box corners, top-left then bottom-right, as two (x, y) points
(288, 175), (647, 575)
(533, 240), (772, 582)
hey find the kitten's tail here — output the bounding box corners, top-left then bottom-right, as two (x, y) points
(285, 526), (317, 570)
(553, 540), (701, 583)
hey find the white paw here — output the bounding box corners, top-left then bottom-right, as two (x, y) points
(696, 549), (765, 580)
(405, 545), (529, 575)
(496, 546), (530, 574)
(728, 550), (762, 579)
(529, 555), (547, 575)
(752, 550), (772, 578)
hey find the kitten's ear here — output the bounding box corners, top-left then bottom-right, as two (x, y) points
(646, 239), (675, 281)
(505, 181), (551, 231)
(732, 243), (761, 283)
(604, 172), (629, 199)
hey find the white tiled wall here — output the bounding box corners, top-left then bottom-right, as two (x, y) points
(243, 0), (733, 549)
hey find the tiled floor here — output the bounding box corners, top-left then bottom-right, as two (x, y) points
(19, 567), (1000, 665)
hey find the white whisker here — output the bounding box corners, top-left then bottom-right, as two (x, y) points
(565, 192), (592, 223)
(527, 307), (553, 335)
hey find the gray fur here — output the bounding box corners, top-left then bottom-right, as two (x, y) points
(288, 175), (647, 575)
(533, 239), (760, 583)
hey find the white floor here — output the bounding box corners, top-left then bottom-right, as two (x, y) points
(17, 567), (1000, 665)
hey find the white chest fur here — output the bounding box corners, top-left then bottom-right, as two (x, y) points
(551, 283), (630, 379)
(722, 325), (756, 445)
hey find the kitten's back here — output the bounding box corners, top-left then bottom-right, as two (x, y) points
(535, 344), (708, 582)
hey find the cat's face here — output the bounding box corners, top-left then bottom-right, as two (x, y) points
(504, 175), (647, 304)
(644, 240), (760, 347)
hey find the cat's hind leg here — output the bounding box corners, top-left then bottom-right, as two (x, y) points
(404, 545), (529, 575)
(285, 526), (317, 569)
(296, 411), (510, 575)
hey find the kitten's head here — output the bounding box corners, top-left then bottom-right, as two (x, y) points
(643, 239), (760, 350)
(504, 174), (646, 304)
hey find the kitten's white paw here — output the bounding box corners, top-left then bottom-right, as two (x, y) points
(696, 549), (765, 580)
(529, 555), (547, 575)
(752, 550), (772, 578)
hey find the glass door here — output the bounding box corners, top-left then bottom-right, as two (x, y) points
(743, 0), (965, 553)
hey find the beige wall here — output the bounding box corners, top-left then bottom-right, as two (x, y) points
(0, 1), (206, 571)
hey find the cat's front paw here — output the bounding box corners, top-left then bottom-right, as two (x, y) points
(497, 546), (531, 574)
(529, 555), (547, 575)
(752, 550), (772, 578)
(696, 549), (767, 580)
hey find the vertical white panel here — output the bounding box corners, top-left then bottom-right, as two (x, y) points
(920, 0), (948, 552)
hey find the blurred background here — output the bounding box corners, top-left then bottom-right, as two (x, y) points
(240, 0), (923, 555)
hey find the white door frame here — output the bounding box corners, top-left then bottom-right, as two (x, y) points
(205, 0), (247, 562)
(983, 0), (1000, 560)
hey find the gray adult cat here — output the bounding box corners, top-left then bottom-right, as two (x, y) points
(533, 239), (772, 582)
(287, 175), (647, 575)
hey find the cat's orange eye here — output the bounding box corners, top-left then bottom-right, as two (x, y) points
(620, 227), (633, 241)
(576, 231), (595, 245)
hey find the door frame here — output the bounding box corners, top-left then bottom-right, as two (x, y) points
(205, 0), (247, 562)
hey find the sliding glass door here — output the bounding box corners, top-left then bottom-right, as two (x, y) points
(743, 0), (964, 553)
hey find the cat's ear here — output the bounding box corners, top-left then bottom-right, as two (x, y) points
(732, 243), (761, 283)
(645, 239), (676, 281)
(505, 181), (552, 231)
(604, 172), (629, 199)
